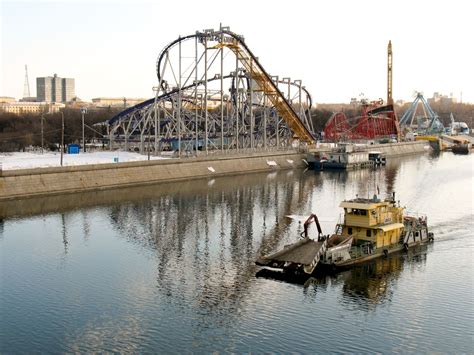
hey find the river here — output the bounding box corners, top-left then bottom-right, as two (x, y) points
(0, 152), (472, 353)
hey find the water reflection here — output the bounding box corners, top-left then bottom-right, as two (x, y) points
(257, 244), (429, 309)
(2, 152), (473, 353)
(0, 160), (409, 323)
(104, 170), (322, 324)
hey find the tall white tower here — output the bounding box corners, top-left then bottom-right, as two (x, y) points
(23, 65), (31, 99)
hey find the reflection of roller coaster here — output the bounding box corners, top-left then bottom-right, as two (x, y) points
(108, 25), (315, 154)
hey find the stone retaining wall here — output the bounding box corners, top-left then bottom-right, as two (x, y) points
(0, 151), (305, 201)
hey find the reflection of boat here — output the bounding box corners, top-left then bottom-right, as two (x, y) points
(256, 192), (434, 274)
(368, 151), (386, 165)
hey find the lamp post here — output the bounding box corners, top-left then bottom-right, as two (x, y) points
(60, 110), (64, 167)
(81, 107), (87, 152)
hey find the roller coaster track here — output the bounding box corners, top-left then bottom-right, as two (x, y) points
(108, 27), (315, 152)
(156, 29), (315, 144)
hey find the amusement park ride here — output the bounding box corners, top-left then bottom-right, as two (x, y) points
(108, 26), (465, 153)
(108, 25), (316, 154)
(323, 41), (400, 142)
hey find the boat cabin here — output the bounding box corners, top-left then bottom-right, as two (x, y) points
(339, 196), (404, 249)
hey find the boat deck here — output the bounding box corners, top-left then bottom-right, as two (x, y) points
(257, 238), (326, 267)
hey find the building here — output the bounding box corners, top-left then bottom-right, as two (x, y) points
(91, 97), (148, 108)
(0, 96), (16, 103)
(0, 101), (65, 114)
(428, 92), (457, 105)
(37, 74), (75, 103)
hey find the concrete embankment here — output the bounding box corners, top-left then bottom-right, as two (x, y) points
(0, 141), (429, 201)
(313, 140), (429, 157)
(0, 151), (305, 201)
(366, 141), (429, 156)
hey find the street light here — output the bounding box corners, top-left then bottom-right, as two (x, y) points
(81, 107), (87, 152)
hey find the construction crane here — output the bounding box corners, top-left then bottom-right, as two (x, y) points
(323, 41), (400, 142)
(387, 40), (393, 105)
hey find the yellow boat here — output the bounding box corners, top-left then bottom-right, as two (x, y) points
(256, 192), (434, 274)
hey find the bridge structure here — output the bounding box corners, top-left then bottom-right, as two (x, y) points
(108, 26), (316, 155)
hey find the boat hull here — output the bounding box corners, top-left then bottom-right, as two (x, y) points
(321, 238), (432, 270)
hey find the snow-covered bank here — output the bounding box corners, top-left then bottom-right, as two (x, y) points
(0, 151), (170, 170)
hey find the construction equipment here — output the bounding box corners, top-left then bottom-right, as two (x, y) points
(300, 213), (324, 240)
(387, 40), (393, 105)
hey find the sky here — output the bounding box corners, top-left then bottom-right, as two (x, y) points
(1, 0), (473, 104)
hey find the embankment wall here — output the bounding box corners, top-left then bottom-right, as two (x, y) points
(0, 151), (305, 201)
(369, 141), (429, 156)
(0, 141), (429, 201)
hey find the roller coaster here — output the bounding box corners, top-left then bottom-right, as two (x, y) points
(108, 26), (316, 154)
(323, 100), (399, 142)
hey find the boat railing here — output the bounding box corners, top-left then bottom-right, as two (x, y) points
(334, 214), (344, 234)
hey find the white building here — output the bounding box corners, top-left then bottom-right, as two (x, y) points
(0, 101), (65, 114)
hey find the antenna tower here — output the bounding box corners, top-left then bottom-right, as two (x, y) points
(23, 65), (31, 99)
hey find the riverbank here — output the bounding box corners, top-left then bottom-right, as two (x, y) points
(0, 141), (429, 201)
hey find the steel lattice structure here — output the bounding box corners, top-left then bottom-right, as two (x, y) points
(323, 101), (399, 142)
(399, 93), (444, 134)
(108, 26), (315, 154)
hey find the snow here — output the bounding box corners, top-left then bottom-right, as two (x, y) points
(0, 151), (171, 170)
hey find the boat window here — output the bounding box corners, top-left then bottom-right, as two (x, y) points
(366, 229), (371, 237)
(349, 209), (368, 216)
(348, 227), (353, 235)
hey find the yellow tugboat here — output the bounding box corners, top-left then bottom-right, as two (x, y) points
(256, 192), (434, 274)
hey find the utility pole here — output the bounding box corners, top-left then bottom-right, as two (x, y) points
(41, 113), (44, 154)
(60, 111), (64, 166)
(81, 107), (87, 152)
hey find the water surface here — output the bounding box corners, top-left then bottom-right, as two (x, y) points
(1, 152), (473, 353)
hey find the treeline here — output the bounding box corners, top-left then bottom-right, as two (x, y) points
(0, 107), (121, 152)
(1, 102), (472, 152)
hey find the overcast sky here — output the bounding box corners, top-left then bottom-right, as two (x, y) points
(1, 0), (473, 104)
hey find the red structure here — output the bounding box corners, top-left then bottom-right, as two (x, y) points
(323, 102), (399, 142)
